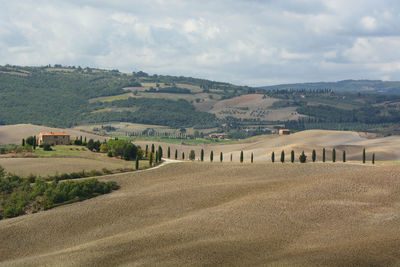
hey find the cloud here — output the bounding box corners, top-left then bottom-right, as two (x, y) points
(1, 0), (400, 86)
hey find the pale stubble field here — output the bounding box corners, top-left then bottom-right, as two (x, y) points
(0, 162), (399, 266)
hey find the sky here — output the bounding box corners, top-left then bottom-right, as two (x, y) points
(1, 0), (400, 86)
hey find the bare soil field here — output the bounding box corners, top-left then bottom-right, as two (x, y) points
(0, 124), (108, 145)
(0, 162), (399, 266)
(0, 157), (137, 176)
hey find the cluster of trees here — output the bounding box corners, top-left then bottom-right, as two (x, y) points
(89, 98), (217, 128)
(0, 166), (119, 219)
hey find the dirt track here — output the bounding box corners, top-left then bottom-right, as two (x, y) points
(1, 162), (399, 266)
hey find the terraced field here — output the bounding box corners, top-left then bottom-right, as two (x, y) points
(0, 162), (399, 266)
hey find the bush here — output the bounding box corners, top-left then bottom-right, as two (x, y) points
(42, 143), (52, 151)
(189, 150), (196, 160)
(299, 151), (307, 163)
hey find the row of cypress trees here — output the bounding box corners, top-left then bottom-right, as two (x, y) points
(271, 148), (375, 164)
(144, 144), (375, 165)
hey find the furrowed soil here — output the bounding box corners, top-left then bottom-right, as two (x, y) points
(0, 162), (399, 266)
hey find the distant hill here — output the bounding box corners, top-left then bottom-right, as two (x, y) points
(260, 80), (400, 94)
(2, 65), (400, 136)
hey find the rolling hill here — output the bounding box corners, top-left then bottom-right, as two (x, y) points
(2, 65), (400, 136)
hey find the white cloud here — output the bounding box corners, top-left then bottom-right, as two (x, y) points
(1, 0), (400, 85)
(360, 16), (377, 31)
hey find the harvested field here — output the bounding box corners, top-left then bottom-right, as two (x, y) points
(0, 158), (139, 176)
(0, 124), (107, 145)
(0, 162), (399, 266)
(134, 129), (400, 162)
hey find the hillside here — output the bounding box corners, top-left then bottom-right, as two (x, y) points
(261, 79), (400, 94)
(2, 65), (400, 136)
(1, 163), (399, 266)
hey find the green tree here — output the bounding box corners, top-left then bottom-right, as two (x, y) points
(280, 150), (285, 163)
(201, 149), (204, 162)
(362, 148), (366, 164)
(332, 148), (336, 162)
(26, 136), (35, 146)
(372, 153), (375, 164)
(151, 144), (155, 153)
(210, 150), (214, 162)
(182, 152), (185, 160)
(299, 151), (307, 163)
(33, 136), (36, 150)
(155, 151), (159, 163)
(230, 154), (232, 162)
(145, 145), (149, 156)
(240, 151), (243, 163)
(291, 150), (295, 163)
(343, 150), (346, 162)
(312, 149), (316, 162)
(189, 150), (195, 160)
(175, 149), (178, 160)
(135, 157), (139, 170)
(149, 152), (153, 166)
(220, 152), (223, 162)
(158, 146), (163, 161)
(87, 139), (95, 151)
(251, 153), (254, 163)
(322, 148), (326, 162)
(167, 147), (170, 158)
(271, 152), (275, 163)
(22, 139), (25, 147)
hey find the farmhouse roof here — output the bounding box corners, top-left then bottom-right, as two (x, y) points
(39, 131), (70, 136)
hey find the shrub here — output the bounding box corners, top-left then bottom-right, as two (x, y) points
(299, 151), (307, 163)
(280, 151), (285, 163)
(291, 150), (295, 163)
(312, 149), (316, 162)
(42, 143), (52, 151)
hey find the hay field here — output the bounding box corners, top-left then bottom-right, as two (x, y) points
(0, 124), (108, 145)
(0, 157), (138, 176)
(0, 162), (399, 266)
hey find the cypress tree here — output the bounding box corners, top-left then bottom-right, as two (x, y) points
(80, 136), (82, 142)
(145, 145), (149, 156)
(322, 148), (326, 162)
(189, 150), (196, 160)
(332, 148), (336, 162)
(22, 138), (25, 147)
(271, 152), (275, 163)
(220, 152), (223, 162)
(33, 136), (36, 150)
(230, 153), (233, 162)
(280, 150), (285, 163)
(158, 146), (163, 161)
(175, 149), (178, 160)
(251, 153), (254, 163)
(155, 151), (159, 163)
(84, 136), (87, 142)
(149, 152), (153, 166)
(372, 153), (375, 164)
(135, 157), (139, 170)
(210, 150), (214, 162)
(201, 149), (204, 161)
(182, 152), (185, 160)
(151, 144), (155, 153)
(291, 150), (294, 163)
(167, 147), (170, 158)
(362, 148), (366, 164)
(312, 149), (316, 162)
(240, 151), (243, 163)
(343, 150), (346, 162)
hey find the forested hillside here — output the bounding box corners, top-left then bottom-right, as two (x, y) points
(2, 65), (400, 135)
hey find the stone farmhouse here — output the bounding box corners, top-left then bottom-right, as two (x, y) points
(37, 132), (70, 146)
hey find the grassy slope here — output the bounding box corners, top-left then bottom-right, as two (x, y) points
(0, 162), (399, 266)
